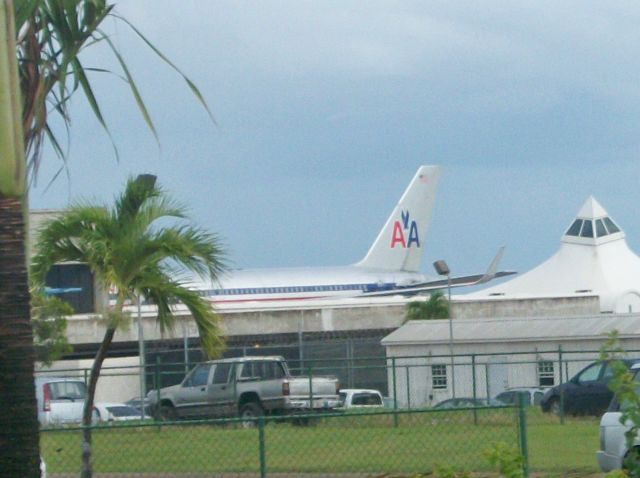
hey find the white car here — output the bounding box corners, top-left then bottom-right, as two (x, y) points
(597, 363), (640, 472)
(494, 387), (547, 406)
(338, 389), (385, 409)
(35, 377), (87, 426)
(92, 402), (150, 424)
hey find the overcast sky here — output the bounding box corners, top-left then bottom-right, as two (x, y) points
(30, 1), (640, 282)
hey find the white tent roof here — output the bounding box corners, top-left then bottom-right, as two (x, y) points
(464, 197), (640, 313)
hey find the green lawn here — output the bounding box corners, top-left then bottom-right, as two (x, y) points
(40, 408), (602, 476)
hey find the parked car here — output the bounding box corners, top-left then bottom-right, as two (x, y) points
(433, 397), (496, 409)
(597, 362), (640, 473)
(34, 377), (87, 426)
(147, 356), (341, 422)
(494, 387), (546, 406)
(540, 359), (640, 416)
(92, 402), (151, 423)
(125, 396), (152, 415)
(338, 389), (385, 409)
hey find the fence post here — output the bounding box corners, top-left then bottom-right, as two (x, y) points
(154, 356), (161, 421)
(517, 392), (529, 478)
(558, 345), (565, 425)
(472, 354), (478, 425)
(308, 367), (313, 408)
(405, 365), (411, 410)
(392, 357), (398, 428)
(484, 363), (490, 402)
(258, 416), (267, 478)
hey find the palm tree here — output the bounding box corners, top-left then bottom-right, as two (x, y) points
(405, 291), (450, 322)
(31, 175), (225, 477)
(0, 1), (211, 475)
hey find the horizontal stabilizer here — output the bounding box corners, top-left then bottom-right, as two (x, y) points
(361, 247), (515, 297)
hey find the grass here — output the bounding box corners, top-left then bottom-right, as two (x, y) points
(40, 407), (601, 476)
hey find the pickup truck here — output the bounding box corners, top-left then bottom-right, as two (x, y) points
(147, 356), (340, 423)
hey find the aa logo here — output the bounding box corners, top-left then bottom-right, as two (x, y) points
(390, 210), (420, 248)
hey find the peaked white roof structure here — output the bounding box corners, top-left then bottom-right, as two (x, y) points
(464, 197), (640, 313)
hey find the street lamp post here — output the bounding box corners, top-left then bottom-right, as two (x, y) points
(433, 260), (455, 398)
(137, 294), (146, 419)
(135, 174), (156, 418)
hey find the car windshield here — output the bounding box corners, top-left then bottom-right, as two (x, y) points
(106, 405), (142, 417)
(351, 393), (382, 406)
(338, 392), (347, 406)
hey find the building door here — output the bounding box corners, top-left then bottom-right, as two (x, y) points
(487, 357), (508, 398)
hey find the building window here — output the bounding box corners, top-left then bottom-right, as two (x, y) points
(538, 361), (555, 387)
(45, 263), (95, 314)
(432, 364), (448, 390)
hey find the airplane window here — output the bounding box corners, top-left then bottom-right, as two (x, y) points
(580, 220), (594, 238)
(604, 217), (620, 234)
(595, 219), (607, 237)
(566, 219), (583, 236)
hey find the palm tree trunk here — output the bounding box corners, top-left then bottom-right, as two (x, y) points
(80, 325), (116, 478)
(0, 196), (40, 477)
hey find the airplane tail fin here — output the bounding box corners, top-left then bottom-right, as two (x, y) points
(356, 165), (441, 272)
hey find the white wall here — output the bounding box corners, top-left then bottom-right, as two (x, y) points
(36, 356), (141, 403)
(385, 336), (640, 407)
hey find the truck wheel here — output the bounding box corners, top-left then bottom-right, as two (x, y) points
(159, 404), (177, 422)
(240, 402), (263, 428)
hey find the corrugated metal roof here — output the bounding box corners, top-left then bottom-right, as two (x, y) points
(381, 314), (640, 346)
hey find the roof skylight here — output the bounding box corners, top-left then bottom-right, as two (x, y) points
(565, 216), (621, 238)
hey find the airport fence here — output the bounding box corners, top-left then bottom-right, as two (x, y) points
(40, 403), (526, 477)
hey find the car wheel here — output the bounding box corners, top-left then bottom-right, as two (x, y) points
(240, 402), (263, 428)
(624, 447), (640, 477)
(159, 404), (177, 422)
(548, 398), (561, 415)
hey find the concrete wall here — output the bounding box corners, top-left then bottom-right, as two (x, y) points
(62, 295), (601, 346)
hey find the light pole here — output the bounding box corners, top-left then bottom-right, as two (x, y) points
(135, 174), (156, 418)
(136, 294), (146, 419)
(433, 260), (455, 398)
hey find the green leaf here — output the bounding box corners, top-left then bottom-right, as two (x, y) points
(99, 30), (159, 144)
(114, 13), (216, 123)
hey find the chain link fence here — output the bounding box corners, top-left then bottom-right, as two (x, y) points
(41, 405), (524, 477)
(36, 346), (628, 475)
(34, 346), (621, 422)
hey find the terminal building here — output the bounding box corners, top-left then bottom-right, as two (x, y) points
(32, 197), (640, 404)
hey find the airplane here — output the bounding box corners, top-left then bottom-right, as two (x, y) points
(192, 165), (515, 304)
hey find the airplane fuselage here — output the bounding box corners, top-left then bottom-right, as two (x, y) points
(198, 266), (431, 303)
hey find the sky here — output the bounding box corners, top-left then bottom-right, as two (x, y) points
(30, 1), (640, 282)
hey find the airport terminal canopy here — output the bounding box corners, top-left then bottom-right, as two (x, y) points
(465, 197), (640, 313)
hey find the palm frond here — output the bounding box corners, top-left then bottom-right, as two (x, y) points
(112, 12), (215, 124)
(150, 226), (226, 279)
(30, 205), (110, 285)
(17, 1), (211, 180)
(139, 274), (224, 358)
(113, 176), (162, 225)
